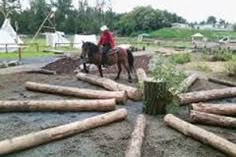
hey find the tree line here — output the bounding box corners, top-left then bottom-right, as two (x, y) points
(0, 0), (186, 36)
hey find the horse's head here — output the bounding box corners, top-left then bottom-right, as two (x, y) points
(80, 42), (99, 61)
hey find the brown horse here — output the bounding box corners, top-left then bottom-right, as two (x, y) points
(80, 42), (134, 82)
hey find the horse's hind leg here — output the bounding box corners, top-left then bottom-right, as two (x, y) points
(115, 63), (122, 80)
(123, 63), (132, 83)
(98, 65), (103, 77)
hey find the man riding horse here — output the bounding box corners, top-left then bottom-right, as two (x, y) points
(97, 25), (115, 67)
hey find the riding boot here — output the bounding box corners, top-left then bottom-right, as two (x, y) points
(102, 53), (108, 67)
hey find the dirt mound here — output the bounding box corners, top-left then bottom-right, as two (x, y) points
(42, 57), (81, 74)
(43, 55), (152, 75)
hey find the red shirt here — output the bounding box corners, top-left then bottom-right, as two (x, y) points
(97, 31), (115, 49)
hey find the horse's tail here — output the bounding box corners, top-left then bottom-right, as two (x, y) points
(127, 49), (134, 72)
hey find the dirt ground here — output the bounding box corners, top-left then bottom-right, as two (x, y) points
(0, 71), (236, 157)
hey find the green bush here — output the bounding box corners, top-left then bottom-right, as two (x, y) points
(149, 54), (186, 94)
(169, 53), (191, 64)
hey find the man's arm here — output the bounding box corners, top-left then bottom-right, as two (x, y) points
(109, 32), (115, 49)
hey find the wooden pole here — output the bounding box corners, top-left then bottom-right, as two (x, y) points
(191, 103), (236, 116)
(27, 69), (57, 75)
(190, 110), (236, 128)
(0, 99), (116, 112)
(179, 74), (198, 93)
(164, 114), (236, 157)
(25, 81), (127, 104)
(125, 114), (146, 157)
(136, 68), (147, 83)
(76, 73), (142, 101)
(0, 109), (128, 155)
(208, 77), (236, 87)
(178, 87), (236, 105)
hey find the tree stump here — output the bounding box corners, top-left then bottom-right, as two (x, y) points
(143, 79), (172, 115)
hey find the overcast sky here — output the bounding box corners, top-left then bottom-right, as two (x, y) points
(23, 0), (236, 23)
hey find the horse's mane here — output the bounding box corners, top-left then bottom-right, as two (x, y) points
(84, 42), (99, 54)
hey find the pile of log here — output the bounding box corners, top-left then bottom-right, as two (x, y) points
(0, 99), (116, 112)
(136, 68), (147, 84)
(25, 81), (127, 104)
(178, 87), (236, 105)
(208, 77), (236, 87)
(179, 74), (199, 93)
(76, 72), (143, 101)
(164, 114), (236, 156)
(125, 114), (146, 157)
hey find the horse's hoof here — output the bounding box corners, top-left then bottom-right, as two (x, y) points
(115, 77), (119, 81)
(128, 80), (132, 83)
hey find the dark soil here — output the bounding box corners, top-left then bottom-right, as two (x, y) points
(42, 55), (152, 75)
(0, 72), (235, 157)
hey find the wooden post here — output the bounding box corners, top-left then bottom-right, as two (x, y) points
(125, 114), (146, 157)
(76, 73), (143, 101)
(143, 78), (172, 115)
(208, 77), (236, 87)
(18, 47), (22, 61)
(179, 74), (198, 93)
(136, 68), (147, 83)
(191, 103), (236, 116)
(164, 114), (236, 157)
(190, 110), (236, 128)
(0, 109), (128, 155)
(0, 99), (116, 112)
(178, 87), (236, 105)
(25, 81), (127, 104)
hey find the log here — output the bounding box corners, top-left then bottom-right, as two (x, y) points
(0, 108), (128, 155)
(76, 73), (142, 101)
(191, 103), (236, 116)
(143, 79), (172, 115)
(178, 87), (236, 105)
(164, 114), (236, 157)
(125, 114), (146, 157)
(208, 77), (236, 87)
(190, 110), (236, 128)
(136, 68), (147, 83)
(27, 69), (57, 75)
(0, 99), (116, 112)
(179, 74), (198, 93)
(25, 82), (127, 104)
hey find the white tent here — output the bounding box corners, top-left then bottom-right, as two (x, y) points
(0, 30), (20, 52)
(73, 34), (97, 49)
(0, 19), (23, 53)
(1, 18), (23, 44)
(45, 31), (70, 47)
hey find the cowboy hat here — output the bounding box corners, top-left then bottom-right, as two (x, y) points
(100, 25), (109, 31)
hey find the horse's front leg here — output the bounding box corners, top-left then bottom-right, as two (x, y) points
(83, 63), (89, 73)
(98, 65), (103, 77)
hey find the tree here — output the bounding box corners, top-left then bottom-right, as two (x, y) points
(219, 18), (226, 25)
(0, 0), (21, 18)
(207, 16), (217, 24)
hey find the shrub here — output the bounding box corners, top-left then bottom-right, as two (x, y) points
(149, 54), (186, 94)
(169, 53), (191, 64)
(225, 60), (236, 77)
(194, 63), (212, 72)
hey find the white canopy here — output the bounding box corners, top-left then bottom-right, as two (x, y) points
(73, 34), (97, 49)
(192, 33), (204, 38)
(1, 18), (23, 44)
(45, 31), (70, 47)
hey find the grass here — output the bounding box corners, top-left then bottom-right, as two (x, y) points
(150, 28), (236, 41)
(169, 53), (191, 64)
